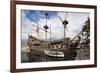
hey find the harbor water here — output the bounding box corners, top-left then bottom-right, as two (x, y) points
(21, 48), (77, 63)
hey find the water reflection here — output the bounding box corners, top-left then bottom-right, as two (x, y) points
(21, 49), (77, 63)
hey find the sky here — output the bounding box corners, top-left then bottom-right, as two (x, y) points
(21, 9), (89, 41)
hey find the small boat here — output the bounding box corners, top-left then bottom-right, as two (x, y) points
(44, 50), (64, 58)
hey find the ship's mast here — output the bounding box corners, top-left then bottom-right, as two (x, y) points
(43, 12), (49, 42)
(63, 12), (68, 39)
(63, 18), (68, 39)
(50, 24), (51, 42)
(59, 12), (68, 43)
(36, 21), (39, 38)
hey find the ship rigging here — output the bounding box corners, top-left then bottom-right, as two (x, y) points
(26, 12), (90, 59)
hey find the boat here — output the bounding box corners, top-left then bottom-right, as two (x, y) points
(44, 50), (64, 58)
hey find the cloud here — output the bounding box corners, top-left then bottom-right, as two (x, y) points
(66, 12), (89, 38)
(21, 10), (37, 39)
(21, 10), (89, 41)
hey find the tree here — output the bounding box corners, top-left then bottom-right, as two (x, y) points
(82, 17), (90, 36)
(82, 17), (90, 45)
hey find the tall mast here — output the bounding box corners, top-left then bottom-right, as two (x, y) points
(59, 12), (68, 43)
(43, 12), (49, 41)
(36, 14), (39, 39)
(63, 12), (68, 39)
(36, 21), (39, 38)
(50, 24), (51, 42)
